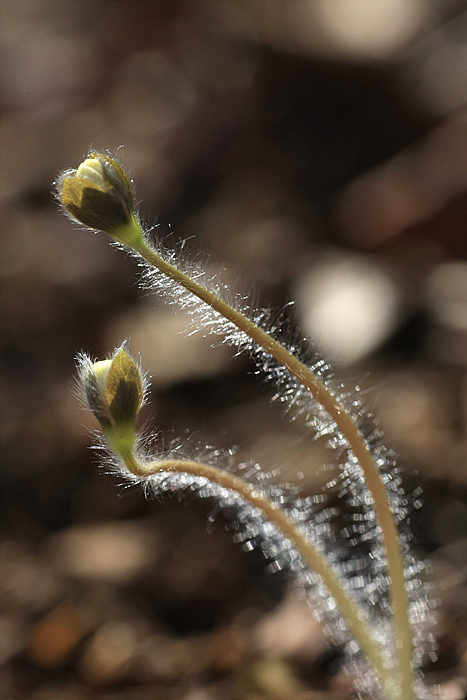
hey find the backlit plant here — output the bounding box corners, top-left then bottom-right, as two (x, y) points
(56, 150), (436, 700)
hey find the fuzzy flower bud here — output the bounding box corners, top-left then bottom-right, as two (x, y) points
(56, 152), (140, 242)
(78, 345), (146, 455)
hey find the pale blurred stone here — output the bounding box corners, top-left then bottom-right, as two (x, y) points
(49, 521), (160, 582)
(254, 595), (324, 661)
(294, 251), (400, 364)
(439, 677), (467, 700)
(79, 621), (138, 685)
(104, 303), (233, 387)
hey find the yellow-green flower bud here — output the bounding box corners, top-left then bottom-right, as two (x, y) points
(78, 345), (146, 456)
(56, 152), (139, 241)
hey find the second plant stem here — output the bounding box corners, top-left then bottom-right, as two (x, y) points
(122, 452), (399, 699)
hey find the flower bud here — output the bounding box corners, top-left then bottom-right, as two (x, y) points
(78, 345), (146, 444)
(56, 152), (136, 237)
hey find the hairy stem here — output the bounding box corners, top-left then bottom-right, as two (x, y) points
(119, 221), (413, 699)
(122, 451), (400, 698)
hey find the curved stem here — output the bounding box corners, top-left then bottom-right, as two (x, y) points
(120, 222), (413, 699)
(122, 452), (400, 698)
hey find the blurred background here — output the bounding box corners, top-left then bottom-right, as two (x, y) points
(1, 2), (466, 699)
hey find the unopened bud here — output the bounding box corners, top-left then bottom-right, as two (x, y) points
(78, 345), (146, 452)
(56, 152), (137, 239)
